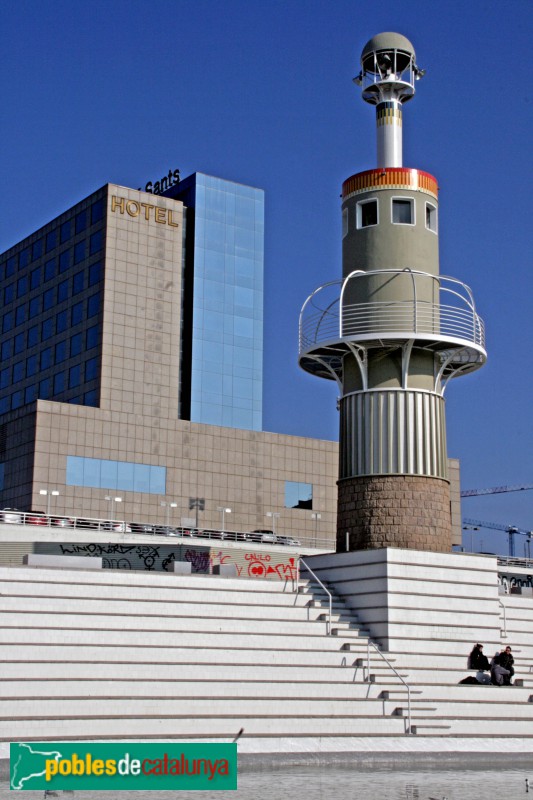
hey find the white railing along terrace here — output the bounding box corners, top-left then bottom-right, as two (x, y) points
(0, 510), (330, 550)
(299, 270), (486, 353)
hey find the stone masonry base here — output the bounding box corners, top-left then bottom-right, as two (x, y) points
(337, 475), (451, 552)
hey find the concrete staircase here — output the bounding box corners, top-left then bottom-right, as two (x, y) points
(0, 556), (532, 756)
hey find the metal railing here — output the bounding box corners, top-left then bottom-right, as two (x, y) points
(366, 639), (412, 734)
(298, 557), (332, 635)
(299, 270), (486, 354)
(0, 511), (333, 550)
(498, 598), (508, 638)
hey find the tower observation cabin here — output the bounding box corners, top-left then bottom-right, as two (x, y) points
(298, 32), (486, 554)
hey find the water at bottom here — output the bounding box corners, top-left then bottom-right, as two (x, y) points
(2, 763), (532, 799)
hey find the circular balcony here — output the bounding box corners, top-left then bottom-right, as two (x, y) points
(299, 269), (487, 383)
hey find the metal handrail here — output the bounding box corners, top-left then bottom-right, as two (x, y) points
(498, 598), (507, 638)
(298, 557), (332, 635)
(0, 513), (333, 551)
(366, 639), (412, 735)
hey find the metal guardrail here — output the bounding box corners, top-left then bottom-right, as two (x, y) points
(498, 599), (508, 638)
(298, 557), (332, 635)
(0, 511), (332, 550)
(365, 639), (412, 735)
(299, 270), (486, 354)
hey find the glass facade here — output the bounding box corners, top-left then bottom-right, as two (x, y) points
(66, 456), (166, 494)
(169, 174), (264, 431)
(0, 191), (105, 414)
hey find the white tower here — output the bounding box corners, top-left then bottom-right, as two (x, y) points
(299, 33), (486, 553)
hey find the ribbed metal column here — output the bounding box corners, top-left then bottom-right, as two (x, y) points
(339, 389), (448, 480)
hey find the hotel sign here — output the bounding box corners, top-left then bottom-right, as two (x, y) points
(110, 196), (179, 228)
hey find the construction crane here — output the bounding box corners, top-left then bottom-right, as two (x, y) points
(460, 483), (533, 497)
(462, 517), (532, 558)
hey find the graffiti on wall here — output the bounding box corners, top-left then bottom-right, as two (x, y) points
(35, 541), (298, 581)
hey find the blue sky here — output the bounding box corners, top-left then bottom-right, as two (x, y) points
(1, 0), (532, 554)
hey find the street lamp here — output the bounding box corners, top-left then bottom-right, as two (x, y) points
(311, 512), (322, 545)
(105, 496), (122, 519)
(39, 489), (59, 516)
(266, 511), (280, 535)
(161, 501), (178, 527)
(216, 506), (231, 533)
(462, 525), (479, 553)
(189, 497), (205, 530)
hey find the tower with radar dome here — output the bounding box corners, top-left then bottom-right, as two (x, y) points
(299, 32), (486, 553)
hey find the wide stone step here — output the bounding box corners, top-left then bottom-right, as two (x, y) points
(0, 612), (336, 637)
(0, 627), (350, 651)
(0, 568), (299, 595)
(0, 697), (398, 717)
(0, 644), (357, 668)
(0, 714), (408, 741)
(0, 595), (335, 621)
(0, 679), (408, 700)
(0, 662), (369, 682)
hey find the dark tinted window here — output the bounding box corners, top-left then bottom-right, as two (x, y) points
(30, 266), (42, 290)
(46, 230), (57, 252)
(60, 220), (71, 243)
(75, 211), (87, 234)
(32, 240), (43, 261)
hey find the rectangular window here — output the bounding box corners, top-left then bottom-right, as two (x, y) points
(39, 377), (51, 399)
(14, 332), (25, 355)
(45, 230), (57, 253)
(70, 332), (83, 357)
(1, 340), (12, 360)
(392, 198), (414, 225)
(59, 250), (71, 273)
(0, 368), (10, 389)
(84, 389), (98, 407)
(2, 312), (13, 334)
(29, 296), (41, 318)
(17, 276), (28, 298)
(43, 288), (55, 311)
(42, 318), (54, 340)
(90, 231), (103, 255)
(87, 293), (100, 318)
(40, 347), (52, 370)
(356, 199), (378, 228)
(75, 210), (87, 234)
(24, 384), (37, 404)
(88, 261), (101, 286)
(60, 220), (71, 243)
(13, 361), (25, 382)
(72, 270), (84, 294)
(91, 199), (103, 224)
(32, 240), (43, 261)
(56, 310), (68, 334)
(86, 324), (99, 349)
(57, 279), (69, 303)
(44, 259), (55, 281)
(69, 364), (81, 388)
(284, 480), (313, 510)
(30, 266), (42, 290)
(11, 390), (23, 410)
(71, 301), (84, 325)
(27, 354), (39, 376)
(55, 341), (67, 363)
(426, 202), (438, 233)
(342, 207), (349, 238)
(28, 325), (39, 347)
(85, 356), (98, 380)
(74, 241), (86, 264)
(19, 248), (30, 269)
(66, 455), (166, 495)
(15, 305), (26, 326)
(4, 284), (14, 305)
(54, 372), (65, 393)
